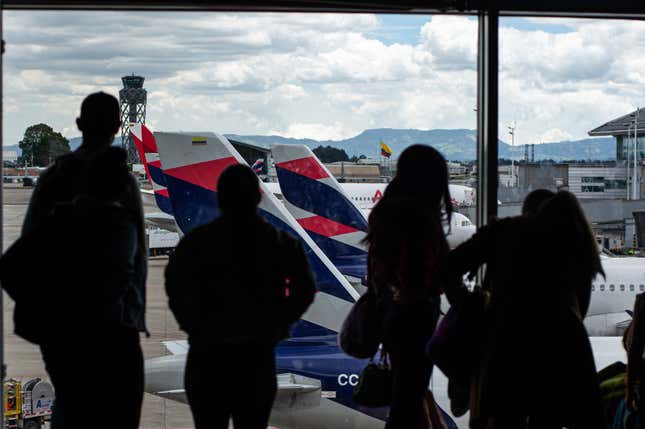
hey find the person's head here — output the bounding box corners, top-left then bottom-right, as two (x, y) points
(537, 191), (604, 278)
(76, 92), (121, 145)
(385, 144), (453, 222)
(217, 164), (261, 216)
(522, 189), (555, 216)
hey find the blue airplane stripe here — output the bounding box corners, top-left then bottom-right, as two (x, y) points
(164, 175), (220, 234)
(276, 343), (459, 427)
(148, 164), (168, 188)
(154, 193), (174, 215)
(287, 320), (338, 339)
(260, 210), (356, 303)
(276, 167), (368, 232)
(163, 175), (355, 303)
(307, 230), (367, 281)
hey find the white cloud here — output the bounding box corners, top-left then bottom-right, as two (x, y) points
(273, 122), (357, 141)
(538, 128), (573, 143)
(3, 12), (645, 151)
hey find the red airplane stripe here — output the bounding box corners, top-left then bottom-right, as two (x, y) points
(275, 157), (328, 180)
(164, 157), (238, 191)
(155, 189), (169, 198)
(141, 125), (158, 153)
(298, 216), (359, 237)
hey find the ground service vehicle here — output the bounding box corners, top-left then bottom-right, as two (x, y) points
(4, 378), (54, 429)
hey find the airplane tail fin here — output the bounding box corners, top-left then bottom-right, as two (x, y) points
(154, 132), (359, 337)
(272, 145), (367, 281)
(251, 158), (265, 175)
(131, 124), (173, 215)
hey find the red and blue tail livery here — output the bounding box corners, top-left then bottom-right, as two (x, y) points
(130, 124), (173, 216)
(272, 144), (368, 282)
(154, 132), (360, 337)
(251, 158), (265, 175)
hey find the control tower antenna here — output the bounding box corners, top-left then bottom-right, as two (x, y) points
(119, 74), (147, 163)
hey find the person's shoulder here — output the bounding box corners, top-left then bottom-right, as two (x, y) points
(489, 215), (532, 231)
(183, 221), (220, 242)
(256, 217), (299, 248)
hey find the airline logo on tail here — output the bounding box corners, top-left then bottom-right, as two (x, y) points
(154, 133), (359, 336)
(251, 158), (265, 175)
(272, 145), (368, 281)
(130, 124), (173, 216)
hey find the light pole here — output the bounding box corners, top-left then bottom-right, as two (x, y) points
(627, 122), (632, 200)
(635, 108), (640, 200)
(508, 123), (516, 187)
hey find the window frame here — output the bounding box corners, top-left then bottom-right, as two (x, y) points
(2, 2), (645, 427)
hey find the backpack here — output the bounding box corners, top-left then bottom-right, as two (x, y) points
(0, 197), (136, 344)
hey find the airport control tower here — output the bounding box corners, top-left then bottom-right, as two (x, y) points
(119, 74), (147, 163)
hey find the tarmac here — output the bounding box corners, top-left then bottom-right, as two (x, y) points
(2, 185), (193, 428)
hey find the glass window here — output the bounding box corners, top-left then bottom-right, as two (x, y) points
(4, 11), (479, 426)
(631, 285), (635, 292)
(610, 285), (615, 292)
(620, 284), (625, 291)
(605, 179), (627, 189)
(582, 177), (605, 183)
(600, 285), (605, 291)
(582, 185), (604, 192)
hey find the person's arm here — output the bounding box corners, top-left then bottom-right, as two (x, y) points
(283, 239), (316, 326)
(442, 222), (494, 304)
(164, 234), (200, 334)
(627, 294), (645, 410)
(22, 167), (55, 236)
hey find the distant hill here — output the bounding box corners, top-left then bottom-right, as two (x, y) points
(3, 136), (122, 158)
(226, 129), (615, 162)
(4, 130), (614, 162)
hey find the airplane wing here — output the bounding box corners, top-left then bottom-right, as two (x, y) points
(145, 212), (179, 233)
(274, 373), (322, 411)
(162, 340), (189, 355)
(147, 353), (322, 412)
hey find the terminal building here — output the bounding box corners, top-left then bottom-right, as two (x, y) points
(490, 108), (645, 252)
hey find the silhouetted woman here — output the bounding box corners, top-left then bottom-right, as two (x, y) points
(529, 191), (604, 429)
(364, 144), (452, 429)
(447, 190), (604, 429)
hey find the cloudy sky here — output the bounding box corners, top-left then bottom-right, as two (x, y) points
(3, 12), (645, 149)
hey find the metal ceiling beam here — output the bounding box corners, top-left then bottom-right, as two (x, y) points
(3, 0), (645, 17)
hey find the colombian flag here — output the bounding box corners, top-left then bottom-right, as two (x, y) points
(380, 141), (392, 158)
(192, 137), (208, 146)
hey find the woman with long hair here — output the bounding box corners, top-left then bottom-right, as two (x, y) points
(364, 144), (452, 429)
(526, 191), (604, 429)
(446, 190), (604, 429)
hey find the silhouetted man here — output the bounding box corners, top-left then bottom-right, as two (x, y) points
(22, 92), (147, 429)
(165, 164), (316, 429)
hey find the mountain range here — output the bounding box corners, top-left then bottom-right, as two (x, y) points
(225, 128), (615, 162)
(4, 129), (616, 162)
